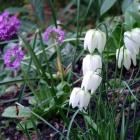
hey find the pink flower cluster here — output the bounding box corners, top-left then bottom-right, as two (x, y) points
(3, 44), (24, 69)
(0, 11), (20, 41)
(43, 27), (65, 43)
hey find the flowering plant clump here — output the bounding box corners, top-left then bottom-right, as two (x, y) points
(0, 11), (21, 41)
(43, 27), (65, 43)
(69, 29), (105, 110)
(3, 44), (24, 69)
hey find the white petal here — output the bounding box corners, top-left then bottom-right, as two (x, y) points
(124, 31), (139, 55)
(78, 91), (90, 110)
(131, 28), (140, 45)
(89, 30), (98, 53)
(123, 50), (131, 70)
(69, 87), (81, 108)
(81, 71), (102, 93)
(82, 54), (102, 75)
(84, 29), (96, 53)
(116, 47), (124, 68)
(82, 55), (91, 75)
(97, 31), (106, 53)
(128, 50), (137, 66)
(84, 31), (91, 50)
(91, 55), (102, 73)
(81, 71), (92, 92)
(90, 73), (102, 93)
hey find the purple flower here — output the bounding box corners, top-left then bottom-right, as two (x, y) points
(0, 11), (21, 41)
(3, 44), (24, 69)
(43, 27), (65, 43)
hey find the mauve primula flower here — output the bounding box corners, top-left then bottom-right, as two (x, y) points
(43, 27), (65, 43)
(3, 45), (24, 69)
(0, 11), (20, 41)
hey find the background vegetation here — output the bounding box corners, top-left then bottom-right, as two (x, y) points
(0, 0), (140, 140)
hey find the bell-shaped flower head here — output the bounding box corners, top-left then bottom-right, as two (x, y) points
(116, 46), (136, 70)
(81, 71), (102, 94)
(69, 87), (91, 110)
(82, 54), (102, 75)
(84, 29), (106, 54)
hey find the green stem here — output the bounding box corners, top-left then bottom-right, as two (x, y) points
(39, 31), (56, 97)
(53, 39), (64, 81)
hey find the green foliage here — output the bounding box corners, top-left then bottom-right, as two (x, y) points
(123, 0), (140, 30)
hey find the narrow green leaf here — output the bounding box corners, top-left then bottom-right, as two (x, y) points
(0, 78), (38, 86)
(134, 122), (140, 140)
(66, 109), (80, 139)
(122, 0), (133, 13)
(120, 111), (125, 140)
(100, 0), (117, 16)
(48, 0), (57, 27)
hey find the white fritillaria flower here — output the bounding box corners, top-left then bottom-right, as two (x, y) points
(81, 71), (102, 93)
(124, 28), (140, 55)
(69, 87), (90, 109)
(84, 29), (106, 54)
(116, 46), (136, 70)
(82, 54), (102, 75)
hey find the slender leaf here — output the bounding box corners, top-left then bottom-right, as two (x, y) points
(100, 0), (117, 15)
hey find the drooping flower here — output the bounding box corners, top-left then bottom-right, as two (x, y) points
(43, 27), (65, 44)
(0, 11), (21, 41)
(124, 28), (140, 55)
(69, 87), (90, 110)
(84, 29), (106, 54)
(82, 54), (102, 75)
(81, 71), (102, 93)
(116, 46), (136, 70)
(3, 44), (24, 69)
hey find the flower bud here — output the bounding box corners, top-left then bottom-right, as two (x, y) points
(84, 29), (106, 53)
(82, 54), (102, 75)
